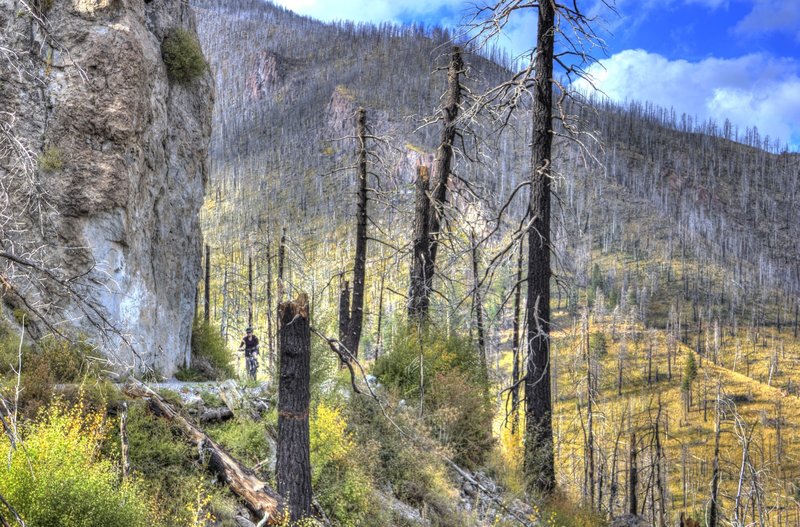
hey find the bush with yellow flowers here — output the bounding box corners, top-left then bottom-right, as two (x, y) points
(0, 399), (152, 527)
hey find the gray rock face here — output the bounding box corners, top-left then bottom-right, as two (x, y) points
(0, 0), (213, 376)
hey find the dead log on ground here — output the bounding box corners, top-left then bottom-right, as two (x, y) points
(123, 379), (286, 524)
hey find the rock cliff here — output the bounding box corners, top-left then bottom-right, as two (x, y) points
(0, 0), (213, 376)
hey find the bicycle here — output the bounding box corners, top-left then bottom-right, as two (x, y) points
(244, 347), (259, 381)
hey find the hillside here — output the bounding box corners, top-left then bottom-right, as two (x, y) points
(189, 0), (800, 524)
(2, 1), (800, 526)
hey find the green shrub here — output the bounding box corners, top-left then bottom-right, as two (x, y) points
(310, 401), (373, 527)
(590, 332), (607, 356)
(207, 417), (272, 467)
(162, 29), (207, 82)
(374, 325), (494, 467)
(0, 400), (152, 527)
(108, 401), (210, 527)
(345, 395), (458, 521)
(0, 334), (105, 418)
(190, 317), (235, 380)
(540, 492), (609, 527)
(39, 146), (64, 172)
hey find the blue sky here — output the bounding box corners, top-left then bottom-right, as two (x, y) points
(273, 0), (800, 150)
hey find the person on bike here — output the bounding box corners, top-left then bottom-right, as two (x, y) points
(239, 327), (259, 378)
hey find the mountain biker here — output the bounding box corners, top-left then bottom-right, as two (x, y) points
(239, 327), (259, 362)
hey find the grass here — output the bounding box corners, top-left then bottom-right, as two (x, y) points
(497, 314), (800, 525)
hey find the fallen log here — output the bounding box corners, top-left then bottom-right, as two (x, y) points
(197, 406), (235, 423)
(123, 379), (286, 525)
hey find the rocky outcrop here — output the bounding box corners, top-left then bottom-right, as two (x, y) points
(0, 0), (213, 376)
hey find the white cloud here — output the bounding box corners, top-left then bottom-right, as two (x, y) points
(575, 49), (800, 149)
(271, 0), (467, 25)
(735, 0), (800, 39)
(684, 0), (729, 8)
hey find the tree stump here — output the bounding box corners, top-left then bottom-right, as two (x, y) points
(277, 293), (312, 522)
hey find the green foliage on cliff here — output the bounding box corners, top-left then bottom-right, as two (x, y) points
(186, 317), (234, 380)
(162, 29), (207, 83)
(38, 146), (63, 172)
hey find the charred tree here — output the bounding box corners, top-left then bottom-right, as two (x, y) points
(277, 228), (286, 300)
(265, 241), (275, 378)
(342, 108), (368, 358)
(277, 294), (312, 522)
(375, 266), (385, 360)
(407, 47), (462, 323)
(339, 279), (351, 345)
(523, 0), (556, 494)
(248, 253), (254, 328)
(629, 431), (638, 515)
(470, 230), (488, 382)
(408, 164), (433, 322)
(510, 238), (525, 435)
(708, 383), (721, 527)
(428, 46), (463, 266)
(204, 244), (211, 324)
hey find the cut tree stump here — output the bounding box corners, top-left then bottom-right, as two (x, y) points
(277, 294), (313, 522)
(123, 379), (286, 525)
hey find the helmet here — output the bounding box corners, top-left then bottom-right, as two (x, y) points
(246, 327), (253, 333)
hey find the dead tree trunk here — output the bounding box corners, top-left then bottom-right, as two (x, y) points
(120, 401), (130, 480)
(470, 230), (487, 383)
(586, 311), (595, 511)
(407, 47), (462, 323)
(343, 108), (368, 359)
(428, 46), (463, 267)
(408, 164), (433, 322)
(123, 380), (286, 524)
(511, 238), (525, 435)
(408, 165), (433, 324)
(629, 431), (638, 515)
(709, 383), (721, 527)
(204, 244), (211, 324)
(277, 228), (286, 301)
(248, 254), (254, 328)
(524, 0), (556, 494)
(375, 266), (385, 360)
(265, 241), (275, 379)
(338, 279), (351, 345)
(277, 294), (312, 522)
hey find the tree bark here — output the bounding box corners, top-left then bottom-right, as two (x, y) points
(470, 230), (487, 383)
(428, 46), (463, 267)
(629, 431), (638, 515)
(408, 164), (433, 322)
(523, 0), (556, 494)
(277, 228), (286, 301)
(709, 383), (721, 527)
(265, 242), (275, 379)
(586, 311), (595, 510)
(407, 47), (462, 323)
(248, 254), (254, 328)
(204, 244), (211, 324)
(120, 401), (130, 480)
(510, 238), (524, 435)
(339, 279), (351, 345)
(277, 294), (312, 522)
(123, 380), (286, 524)
(343, 108), (368, 358)
(375, 267), (385, 360)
